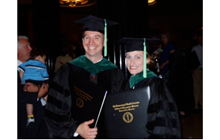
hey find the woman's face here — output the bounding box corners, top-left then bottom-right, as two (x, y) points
(126, 51), (144, 76)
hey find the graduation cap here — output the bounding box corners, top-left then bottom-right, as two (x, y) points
(75, 15), (118, 57)
(118, 37), (160, 78)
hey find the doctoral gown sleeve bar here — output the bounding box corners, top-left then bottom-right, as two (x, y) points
(146, 78), (181, 138)
(45, 63), (80, 138)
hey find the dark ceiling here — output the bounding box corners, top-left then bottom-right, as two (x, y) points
(18, 0), (203, 16)
(149, 0), (202, 16)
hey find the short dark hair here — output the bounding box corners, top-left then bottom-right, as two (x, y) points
(161, 31), (170, 39)
(31, 49), (46, 60)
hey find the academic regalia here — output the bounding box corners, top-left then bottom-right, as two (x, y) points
(45, 15), (124, 139)
(120, 37), (181, 138)
(45, 56), (125, 138)
(125, 71), (181, 138)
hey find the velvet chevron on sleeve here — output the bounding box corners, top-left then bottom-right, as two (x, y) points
(45, 60), (125, 138)
(125, 76), (181, 139)
(45, 63), (80, 138)
(146, 78), (181, 138)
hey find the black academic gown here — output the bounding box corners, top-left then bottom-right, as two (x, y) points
(45, 62), (125, 138)
(125, 76), (181, 139)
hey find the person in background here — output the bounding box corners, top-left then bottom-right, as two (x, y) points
(69, 41), (83, 59)
(17, 35), (49, 138)
(45, 15), (125, 139)
(168, 37), (195, 116)
(18, 49), (49, 128)
(190, 30), (203, 110)
(54, 45), (72, 73)
(120, 37), (181, 138)
(159, 32), (175, 83)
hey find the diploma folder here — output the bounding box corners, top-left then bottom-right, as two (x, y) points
(70, 74), (107, 128)
(103, 87), (150, 139)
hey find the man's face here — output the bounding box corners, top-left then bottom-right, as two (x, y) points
(161, 34), (168, 45)
(82, 31), (104, 59)
(17, 38), (32, 62)
(126, 51), (144, 76)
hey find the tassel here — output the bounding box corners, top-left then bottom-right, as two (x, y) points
(143, 38), (147, 78)
(104, 19), (107, 57)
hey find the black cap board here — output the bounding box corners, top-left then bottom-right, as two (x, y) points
(74, 15), (118, 34)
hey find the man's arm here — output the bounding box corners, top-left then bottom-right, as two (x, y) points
(44, 63), (98, 138)
(146, 79), (181, 138)
(19, 71), (24, 81)
(24, 82), (49, 98)
(160, 49), (175, 70)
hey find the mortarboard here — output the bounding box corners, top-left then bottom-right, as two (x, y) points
(75, 15), (118, 57)
(118, 37), (160, 78)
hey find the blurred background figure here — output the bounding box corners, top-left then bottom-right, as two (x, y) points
(190, 30), (203, 110)
(69, 41), (84, 60)
(159, 32), (175, 83)
(151, 41), (163, 76)
(54, 45), (72, 73)
(168, 35), (195, 116)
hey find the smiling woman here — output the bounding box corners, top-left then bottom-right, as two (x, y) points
(120, 37), (181, 138)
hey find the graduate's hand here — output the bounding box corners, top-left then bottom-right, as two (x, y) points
(76, 119), (98, 139)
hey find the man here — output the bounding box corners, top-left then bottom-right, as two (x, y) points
(45, 15), (125, 139)
(191, 31), (203, 110)
(159, 32), (175, 83)
(17, 35), (49, 138)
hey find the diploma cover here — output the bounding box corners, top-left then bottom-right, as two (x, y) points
(70, 73), (107, 128)
(103, 87), (150, 138)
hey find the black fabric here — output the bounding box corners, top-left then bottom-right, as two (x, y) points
(189, 50), (201, 71)
(18, 71), (28, 139)
(45, 62), (125, 138)
(24, 80), (43, 104)
(74, 15), (118, 34)
(169, 48), (194, 113)
(124, 76), (181, 139)
(148, 100), (177, 114)
(117, 37), (160, 52)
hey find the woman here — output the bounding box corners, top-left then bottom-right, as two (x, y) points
(121, 38), (181, 139)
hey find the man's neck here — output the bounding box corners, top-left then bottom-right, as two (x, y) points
(85, 54), (103, 64)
